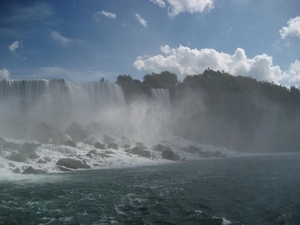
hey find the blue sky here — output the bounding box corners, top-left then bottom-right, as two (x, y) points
(0, 0), (299, 86)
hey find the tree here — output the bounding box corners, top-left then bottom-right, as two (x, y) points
(143, 71), (178, 88)
(116, 75), (133, 84)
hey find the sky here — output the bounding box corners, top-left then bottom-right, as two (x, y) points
(0, 0), (299, 86)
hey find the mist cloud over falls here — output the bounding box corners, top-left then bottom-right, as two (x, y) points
(0, 79), (172, 143)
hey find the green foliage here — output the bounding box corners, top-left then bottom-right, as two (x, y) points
(116, 75), (134, 84)
(143, 71), (178, 88)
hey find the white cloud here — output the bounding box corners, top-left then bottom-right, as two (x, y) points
(150, 0), (166, 8)
(50, 30), (71, 47)
(93, 11), (116, 21)
(133, 45), (296, 84)
(0, 68), (10, 79)
(150, 0), (214, 17)
(280, 16), (300, 39)
(8, 41), (20, 54)
(283, 60), (300, 87)
(135, 14), (147, 27)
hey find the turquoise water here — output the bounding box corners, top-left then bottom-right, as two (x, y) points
(1, 155), (300, 225)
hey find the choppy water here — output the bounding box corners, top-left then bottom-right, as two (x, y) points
(1, 155), (300, 225)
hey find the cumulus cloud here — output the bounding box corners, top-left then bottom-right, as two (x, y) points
(93, 11), (116, 21)
(280, 16), (300, 39)
(133, 45), (293, 84)
(150, 0), (214, 17)
(50, 30), (71, 47)
(8, 41), (20, 55)
(284, 60), (300, 86)
(150, 0), (166, 8)
(0, 68), (10, 79)
(135, 14), (147, 27)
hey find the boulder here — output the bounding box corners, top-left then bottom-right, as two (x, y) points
(200, 151), (213, 158)
(21, 142), (41, 153)
(64, 140), (76, 148)
(3, 142), (21, 151)
(123, 144), (130, 148)
(6, 153), (27, 162)
(125, 146), (151, 158)
(65, 122), (89, 142)
(94, 142), (105, 149)
(213, 151), (222, 157)
(182, 145), (203, 154)
(56, 158), (91, 170)
(37, 159), (47, 164)
(161, 149), (180, 161)
(12, 168), (20, 174)
(31, 122), (53, 143)
(22, 166), (46, 174)
(153, 144), (173, 152)
(103, 134), (114, 144)
(26, 151), (40, 160)
(107, 143), (118, 150)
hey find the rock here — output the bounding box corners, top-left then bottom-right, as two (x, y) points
(200, 151), (213, 158)
(103, 134), (114, 144)
(161, 149), (180, 161)
(21, 142), (41, 152)
(6, 153), (27, 162)
(125, 146), (151, 158)
(182, 145), (203, 154)
(94, 142), (105, 149)
(213, 151), (222, 157)
(3, 142), (21, 150)
(13, 168), (20, 173)
(43, 157), (52, 162)
(121, 136), (129, 141)
(22, 166), (46, 174)
(107, 143), (118, 150)
(153, 144), (165, 152)
(31, 122), (53, 143)
(136, 142), (144, 147)
(58, 133), (72, 144)
(56, 158), (91, 170)
(64, 140), (76, 148)
(123, 144), (130, 148)
(37, 159), (47, 164)
(65, 122), (89, 142)
(27, 152), (40, 159)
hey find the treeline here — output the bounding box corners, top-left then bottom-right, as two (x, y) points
(115, 69), (300, 152)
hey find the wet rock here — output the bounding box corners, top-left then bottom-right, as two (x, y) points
(153, 144), (172, 152)
(64, 140), (76, 148)
(27, 152), (40, 159)
(21, 142), (41, 152)
(200, 151), (213, 158)
(65, 122), (89, 142)
(43, 157), (52, 162)
(56, 158), (91, 170)
(6, 153), (27, 162)
(13, 168), (20, 174)
(123, 144), (130, 148)
(182, 145), (203, 154)
(22, 166), (46, 174)
(107, 143), (118, 150)
(37, 159), (48, 164)
(161, 149), (180, 161)
(3, 142), (21, 151)
(213, 151), (222, 157)
(103, 134), (114, 144)
(94, 142), (105, 149)
(125, 146), (151, 158)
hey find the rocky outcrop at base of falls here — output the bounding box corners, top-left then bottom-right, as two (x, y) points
(56, 158), (91, 170)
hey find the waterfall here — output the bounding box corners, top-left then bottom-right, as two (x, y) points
(151, 88), (171, 107)
(0, 79), (125, 138)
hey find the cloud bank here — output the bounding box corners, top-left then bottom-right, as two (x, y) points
(133, 45), (300, 86)
(150, 0), (214, 17)
(280, 16), (300, 39)
(0, 68), (10, 79)
(135, 14), (147, 27)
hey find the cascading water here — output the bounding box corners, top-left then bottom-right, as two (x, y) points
(151, 88), (171, 107)
(0, 79), (125, 138)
